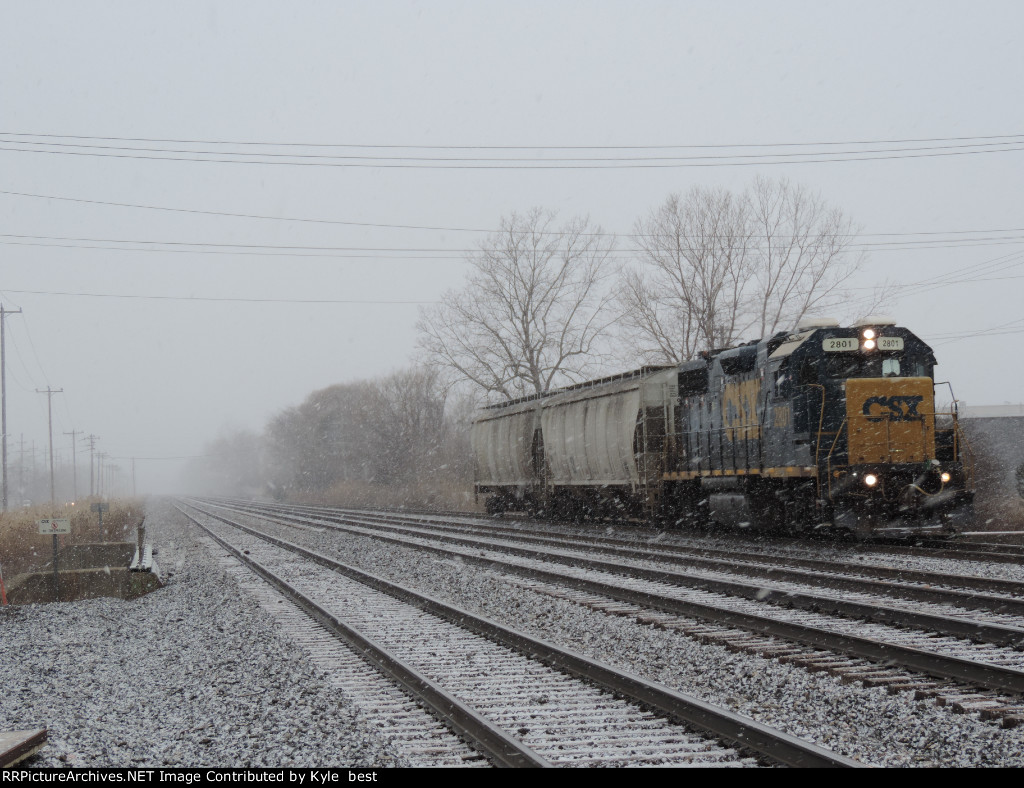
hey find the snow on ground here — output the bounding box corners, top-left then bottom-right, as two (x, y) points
(246, 510), (1024, 768)
(9, 497), (1024, 768)
(0, 500), (406, 768)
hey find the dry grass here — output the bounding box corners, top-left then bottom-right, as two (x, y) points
(0, 498), (145, 580)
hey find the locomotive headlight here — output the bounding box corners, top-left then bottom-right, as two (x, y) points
(862, 338), (876, 351)
(940, 472), (951, 483)
(864, 474), (878, 487)
(862, 328), (876, 340)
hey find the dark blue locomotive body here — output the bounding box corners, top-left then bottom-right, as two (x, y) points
(472, 318), (974, 537)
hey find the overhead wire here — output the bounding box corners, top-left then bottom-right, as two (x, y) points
(1, 134), (1022, 168)
(0, 288), (437, 305)
(4, 130), (1023, 149)
(3, 187), (1024, 242)
(3, 136), (1024, 162)
(3, 231), (1024, 257)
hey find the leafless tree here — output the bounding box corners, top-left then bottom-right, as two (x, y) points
(621, 188), (752, 362)
(747, 175), (865, 339)
(619, 177), (877, 362)
(183, 428), (265, 497)
(417, 208), (618, 399)
(363, 366), (448, 485)
(259, 366), (459, 496)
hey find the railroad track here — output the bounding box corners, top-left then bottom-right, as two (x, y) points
(212, 496), (1024, 568)
(217, 499), (1024, 605)
(194, 498), (1024, 727)
(177, 501), (855, 768)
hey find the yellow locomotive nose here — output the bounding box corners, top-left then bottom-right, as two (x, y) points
(846, 377), (936, 465)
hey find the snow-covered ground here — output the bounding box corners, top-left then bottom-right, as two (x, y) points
(7, 497), (1024, 768)
(0, 500), (406, 768)
(236, 506), (1024, 768)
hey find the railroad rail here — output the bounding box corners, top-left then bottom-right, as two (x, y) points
(178, 501), (857, 768)
(192, 498), (1024, 719)
(217, 499), (1024, 612)
(202, 500), (1024, 653)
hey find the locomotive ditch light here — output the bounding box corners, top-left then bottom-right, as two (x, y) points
(940, 472), (951, 483)
(864, 474), (879, 487)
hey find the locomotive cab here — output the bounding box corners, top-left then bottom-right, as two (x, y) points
(775, 318), (973, 537)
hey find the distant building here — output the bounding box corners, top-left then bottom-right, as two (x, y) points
(960, 404), (1024, 498)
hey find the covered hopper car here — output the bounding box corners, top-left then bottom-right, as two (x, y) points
(471, 318), (974, 538)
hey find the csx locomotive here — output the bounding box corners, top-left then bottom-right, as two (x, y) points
(472, 318), (975, 537)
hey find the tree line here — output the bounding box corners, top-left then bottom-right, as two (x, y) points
(183, 367), (474, 505)
(419, 175), (885, 400)
(188, 176), (880, 503)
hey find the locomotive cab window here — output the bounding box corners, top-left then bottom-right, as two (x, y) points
(824, 354), (931, 379)
(771, 361), (791, 400)
(798, 358), (820, 385)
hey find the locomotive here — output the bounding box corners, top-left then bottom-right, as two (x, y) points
(471, 317), (975, 537)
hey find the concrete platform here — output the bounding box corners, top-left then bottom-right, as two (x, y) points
(0, 729), (47, 767)
(5, 541), (162, 605)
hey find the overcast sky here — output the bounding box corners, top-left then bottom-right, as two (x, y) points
(1, 1), (1022, 494)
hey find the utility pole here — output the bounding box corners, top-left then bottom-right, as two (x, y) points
(17, 434), (25, 504)
(64, 429), (81, 501)
(96, 451), (106, 498)
(1, 304), (23, 511)
(132, 457), (137, 498)
(86, 435), (99, 497)
(36, 387), (63, 507)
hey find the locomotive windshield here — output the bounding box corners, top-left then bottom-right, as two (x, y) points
(822, 354), (931, 379)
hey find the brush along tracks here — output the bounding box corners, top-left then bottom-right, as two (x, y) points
(196, 498), (1024, 728)
(177, 502), (854, 768)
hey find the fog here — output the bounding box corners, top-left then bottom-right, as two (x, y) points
(1, 2), (1021, 494)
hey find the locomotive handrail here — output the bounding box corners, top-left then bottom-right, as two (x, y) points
(824, 417), (848, 500)
(806, 383), (828, 502)
(952, 415), (976, 489)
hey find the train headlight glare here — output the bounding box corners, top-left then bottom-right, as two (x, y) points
(863, 339), (876, 350)
(940, 472), (951, 483)
(863, 328), (876, 340)
(864, 474), (878, 487)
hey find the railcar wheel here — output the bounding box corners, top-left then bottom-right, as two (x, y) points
(485, 494), (506, 516)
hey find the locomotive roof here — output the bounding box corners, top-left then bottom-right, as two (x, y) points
(767, 324), (935, 361)
(767, 329), (817, 360)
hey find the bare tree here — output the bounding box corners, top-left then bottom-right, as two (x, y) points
(622, 188), (752, 362)
(747, 175), (865, 339)
(183, 428), (265, 497)
(417, 208), (617, 399)
(363, 366), (448, 485)
(620, 177), (876, 362)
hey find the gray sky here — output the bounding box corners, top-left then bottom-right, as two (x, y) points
(1, 1), (1022, 493)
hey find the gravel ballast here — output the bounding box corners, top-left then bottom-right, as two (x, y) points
(0, 500), (406, 768)
(229, 505), (1024, 768)
(8, 498), (1024, 768)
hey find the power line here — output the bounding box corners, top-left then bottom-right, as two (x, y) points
(2, 130), (1022, 150)
(0, 288), (437, 305)
(4, 136), (1024, 163)
(4, 187), (1024, 241)
(1, 140), (1022, 169)
(4, 231), (1024, 256)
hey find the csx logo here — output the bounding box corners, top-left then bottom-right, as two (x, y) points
(862, 395), (924, 422)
